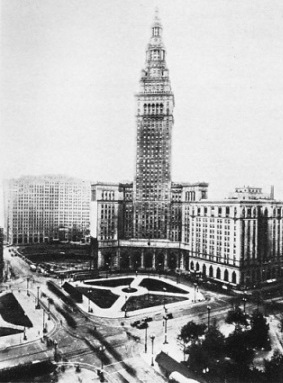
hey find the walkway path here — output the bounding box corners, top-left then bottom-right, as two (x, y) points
(73, 275), (205, 318)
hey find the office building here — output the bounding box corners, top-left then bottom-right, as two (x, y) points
(4, 175), (90, 245)
(89, 12), (283, 288)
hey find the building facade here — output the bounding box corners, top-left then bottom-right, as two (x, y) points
(0, 227), (3, 282)
(4, 175), (90, 245)
(89, 12), (283, 288)
(184, 191), (283, 287)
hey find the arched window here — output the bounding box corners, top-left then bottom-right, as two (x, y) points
(190, 261), (194, 270)
(224, 269), (229, 282)
(209, 266), (213, 277)
(196, 262), (200, 271)
(202, 264), (206, 276)
(160, 103), (163, 114)
(232, 271), (237, 284)
(216, 267), (221, 279)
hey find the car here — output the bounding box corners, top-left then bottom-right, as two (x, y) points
(136, 321), (148, 329)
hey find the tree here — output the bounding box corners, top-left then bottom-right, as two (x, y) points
(226, 327), (254, 366)
(202, 325), (225, 360)
(179, 321), (206, 345)
(187, 343), (210, 373)
(225, 306), (247, 327)
(249, 309), (270, 349)
(264, 349), (283, 383)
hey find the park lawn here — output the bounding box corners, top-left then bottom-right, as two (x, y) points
(0, 327), (22, 337)
(84, 278), (134, 288)
(77, 287), (119, 309)
(123, 293), (188, 311)
(139, 278), (188, 294)
(0, 293), (33, 327)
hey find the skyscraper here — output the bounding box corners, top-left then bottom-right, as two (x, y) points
(134, 10), (174, 240)
(90, 12), (208, 271)
(4, 175), (90, 245)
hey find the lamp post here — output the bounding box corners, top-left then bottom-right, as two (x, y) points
(194, 283), (197, 302)
(54, 340), (58, 361)
(159, 263), (162, 278)
(124, 295), (127, 318)
(163, 314), (168, 344)
(43, 309), (47, 334)
(48, 298), (51, 320)
(26, 277), (30, 296)
(144, 321), (148, 353)
(163, 287), (167, 311)
(99, 345), (106, 370)
(150, 334), (155, 366)
(207, 305), (211, 329)
(23, 326), (27, 340)
(88, 289), (91, 313)
(36, 286), (40, 309)
(242, 293), (247, 314)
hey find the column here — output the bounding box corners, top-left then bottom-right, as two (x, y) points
(141, 248), (145, 269)
(98, 250), (103, 268)
(180, 251), (185, 271)
(152, 249), (156, 270)
(164, 249), (168, 270)
(129, 254), (134, 269)
(114, 247), (121, 269)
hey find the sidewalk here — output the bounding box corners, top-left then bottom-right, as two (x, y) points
(0, 286), (56, 350)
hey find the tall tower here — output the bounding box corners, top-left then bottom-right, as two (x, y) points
(133, 10), (175, 240)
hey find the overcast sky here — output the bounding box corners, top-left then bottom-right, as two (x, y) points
(1, 0), (283, 224)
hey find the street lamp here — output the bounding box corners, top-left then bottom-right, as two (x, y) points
(207, 306), (211, 329)
(48, 298), (51, 320)
(194, 283), (198, 303)
(150, 334), (155, 366)
(163, 288), (167, 311)
(43, 309), (47, 334)
(88, 290), (92, 313)
(159, 263), (162, 278)
(36, 286), (40, 309)
(242, 293), (247, 314)
(99, 345), (106, 370)
(144, 321), (149, 353)
(23, 326), (27, 340)
(124, 295), (128, 317)
(26, 277), (30, 296)
(163, 314), (168, 344)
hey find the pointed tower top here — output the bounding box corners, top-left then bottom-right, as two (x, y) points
(154, 7), (159, 21)
(152, 7), (162, 30)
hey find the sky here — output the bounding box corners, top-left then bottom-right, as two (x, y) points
(1, 0), (283, 224)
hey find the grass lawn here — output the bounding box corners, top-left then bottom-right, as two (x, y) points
(139, 278), (188, 294)
(0, 327), (22, 337)
(84, 278), (134, 288)
(77, 287), (119, 309)
(122, 293), (188, 311)
(0, 293), (33, 327)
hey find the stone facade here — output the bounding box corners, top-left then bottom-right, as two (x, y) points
(4, 175), (90, 244)
(89, 13), (283, 288)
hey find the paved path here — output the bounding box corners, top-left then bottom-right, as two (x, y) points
(73, 275), (205, 318)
